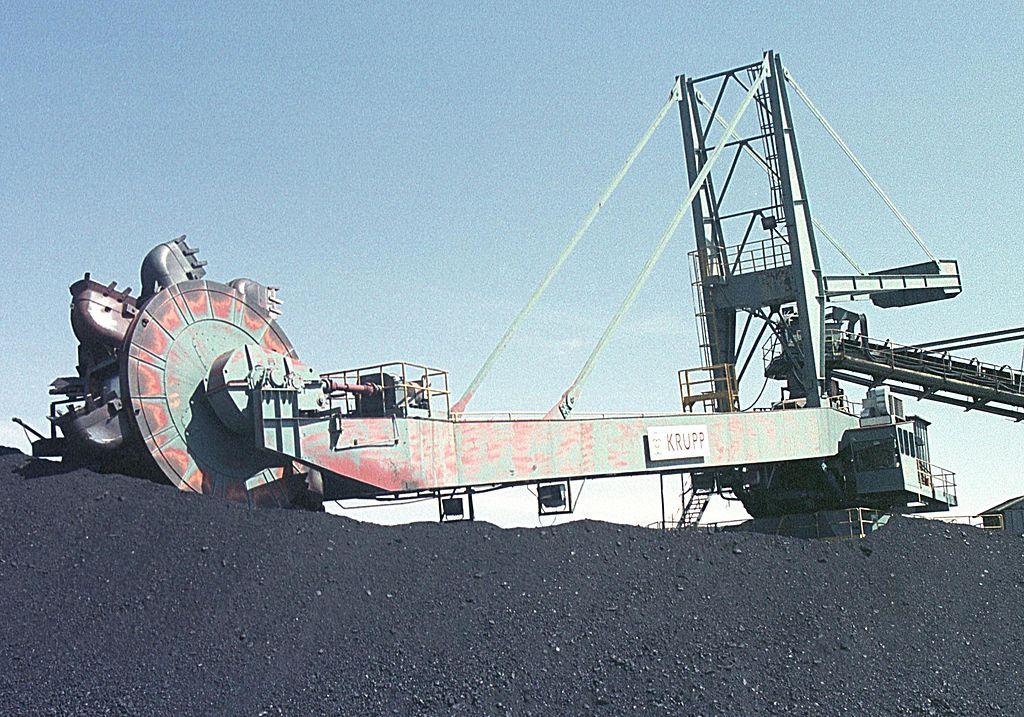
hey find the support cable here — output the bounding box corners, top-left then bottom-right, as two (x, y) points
(547, 57), (771, 419)
(810, 218), (865, 275)
(451, 84), (682, 414)
(782, 67), (938, 263)
(695, 92), (865, 274)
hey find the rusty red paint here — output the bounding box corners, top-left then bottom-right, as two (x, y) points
(302, 428), (331, 447)
(449, 392), (473, 415)
(442, 430), (458, 484)
(210, 291), (234, 320)
(459, 427), (483, 470)
(161, 445), (190, 483)
(128, 342), (165, 367)
(241, 305), (266, 335)
(183, 288), (210, 320)
(510, 422), (540, 476)
(150, 427), (176, 451)
(246, 405), (860, 501)
(168, 288), (193, 323)
(156, 297), (184, 335)
(326, 380), (381, 397)
(134, 360), (164, 398)
(484, 429), (503, 465)
(137, 320), (170, 357)
(298, 437), (410, 492)
(181, 464), (205, 493)
(142, 401), (171, 433)
(579, 422), (596, 475)
(555, 426), (578, 459)
(331, 455), (410, 492)
(724, 413), (746, 462)
(262, 330), (287, 355)
(409, 426), (433, 486)
(610, 423), (633, 470)
(197, 468), (214, 494)
(528, 436), (552, 478)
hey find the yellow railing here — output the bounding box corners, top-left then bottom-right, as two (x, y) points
(679, 363), (739, 413)
(696, 507), (888, 540)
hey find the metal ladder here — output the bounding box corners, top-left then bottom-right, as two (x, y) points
(677, 475), (711, 528)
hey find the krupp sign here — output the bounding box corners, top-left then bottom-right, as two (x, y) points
(647, 424), (710, 462)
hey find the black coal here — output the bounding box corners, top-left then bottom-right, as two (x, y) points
(1, 448), (1021, 716)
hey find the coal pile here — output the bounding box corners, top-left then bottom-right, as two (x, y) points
(1, 448), (1022, 716)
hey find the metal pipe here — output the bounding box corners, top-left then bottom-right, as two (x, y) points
(12, 417), (46, 442)
(324, 380), (381, 397)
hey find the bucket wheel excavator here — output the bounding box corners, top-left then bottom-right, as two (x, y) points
(34, 238), (311, 507)
(23, 53), (1024, 526)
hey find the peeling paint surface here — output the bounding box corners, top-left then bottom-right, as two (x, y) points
(265, 408), (858, 495)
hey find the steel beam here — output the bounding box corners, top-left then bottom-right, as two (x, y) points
(823, 270), (961, 302)
(256, 392), (858, 496)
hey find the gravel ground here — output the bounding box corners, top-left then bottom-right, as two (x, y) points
(1, 447), (1022, 716)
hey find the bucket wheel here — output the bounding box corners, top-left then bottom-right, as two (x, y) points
(121, 279), (302, 507)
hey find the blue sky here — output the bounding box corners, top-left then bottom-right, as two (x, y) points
(2, 2), (1023, 525)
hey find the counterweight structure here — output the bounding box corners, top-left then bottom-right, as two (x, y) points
(26, 53), (1023, 523)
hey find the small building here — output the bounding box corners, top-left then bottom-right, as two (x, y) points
(980, 496), (1024, 532)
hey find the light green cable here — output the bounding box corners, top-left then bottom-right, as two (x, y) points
(695, 91), (865, 275)
(784, 67), (938, 263)
(548, 57), (771, 419)
(451, 83), (682, 414)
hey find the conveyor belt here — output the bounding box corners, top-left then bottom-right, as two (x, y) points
(826, 331), (1024, 421)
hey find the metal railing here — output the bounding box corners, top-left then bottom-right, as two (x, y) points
(692, 507), (889, 539)
(688, 236), (792, 284)
(913, 513), (1005, 530)
(770, 507), (888, 540)
(323, 361), (450, 419)
(826, 330), (1024, 396)
(915, 458), (956, 504)
(827, 393), (861, 416)
(678, 363), (739, 413)
(723, 235), (791, 275)
(750, 394), (860, 416)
